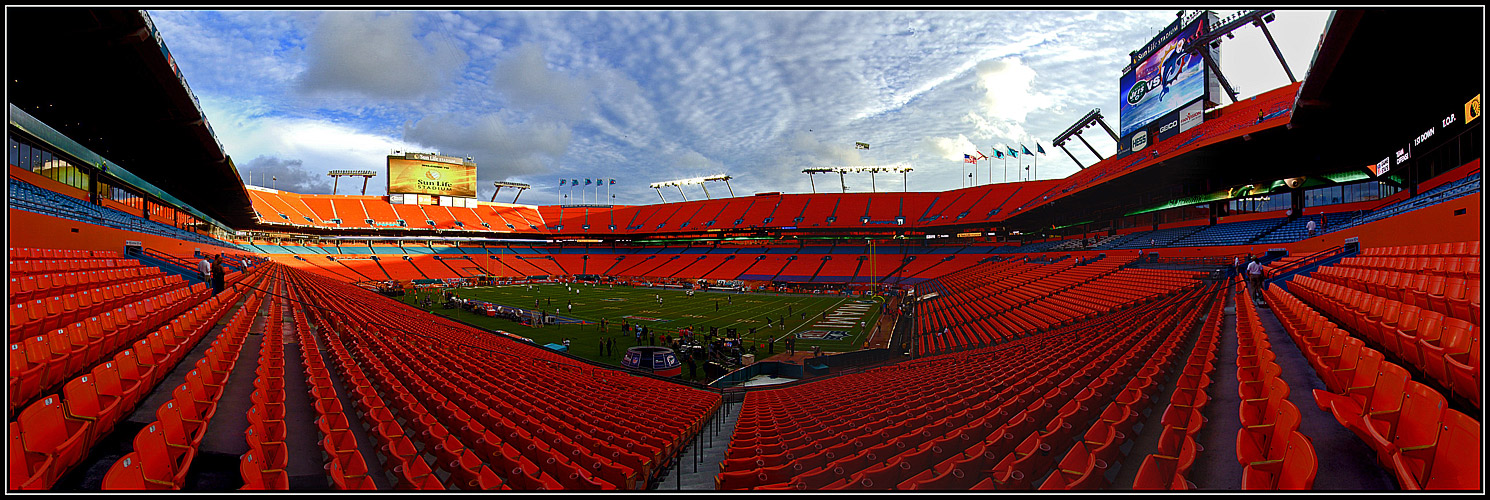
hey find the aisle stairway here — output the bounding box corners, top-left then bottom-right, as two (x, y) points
(654, 396), (743, 490)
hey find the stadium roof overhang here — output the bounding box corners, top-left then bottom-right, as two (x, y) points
(1000, 8), (1484, 235)
(7, 8), (257, 229)
(1289, 8), (1482, 175)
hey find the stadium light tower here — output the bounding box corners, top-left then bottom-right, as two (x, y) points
(328, 170), (378, 195)
(649, 174), (733, 202)
(491, 181), (531, 204)
(1052, 109), (1119, 169)
(802, 166), (913, 193)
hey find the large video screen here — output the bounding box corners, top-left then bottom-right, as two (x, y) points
(1119, 16), (1209, 137)
(388, 156), (477, 198)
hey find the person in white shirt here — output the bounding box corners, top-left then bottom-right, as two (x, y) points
(198, 257), (212, 282)
(1246, 258), (1266, 302)
(1307, 219), (1317, 237)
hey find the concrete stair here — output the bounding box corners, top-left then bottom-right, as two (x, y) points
(653, 396), (744, 490)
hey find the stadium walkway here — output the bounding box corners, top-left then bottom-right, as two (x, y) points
(657, 396), (744, 490)
(1189, 288), (1245, 489)
(1184, 284), (1394, 489)
(1250, 295), (1394, 489)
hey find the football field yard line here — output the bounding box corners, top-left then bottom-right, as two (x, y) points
(618, 291), (833, 338)
(780, 296), (882, 348)
(774, 296), (848, 343)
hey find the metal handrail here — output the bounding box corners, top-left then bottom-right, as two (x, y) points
(1267, 245), (1343, 280)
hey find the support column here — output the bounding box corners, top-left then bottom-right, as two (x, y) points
(1200, 48), (1239, 103)
(1256, 21), (1296, 83)
(1096, 115), (1120, 142)
(1077, 133), (1106, 160)
(1059, 144), (1085, 169)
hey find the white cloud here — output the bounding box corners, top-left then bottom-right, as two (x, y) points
(152, 10), (1330, 203)
(202, 96), (421, 196)
(297, 11), (468, 99)
(401, 111), (574, 201)
(926, 134), (980, 162)
(238, 156), (333, 194)
(974, 58), (1052, 123)
(490, 43), (593, 120)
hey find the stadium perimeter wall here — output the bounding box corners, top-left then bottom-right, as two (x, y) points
(1285, 192), (1480, 255)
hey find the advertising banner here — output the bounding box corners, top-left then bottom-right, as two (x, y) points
(388, 157), (477, 198)
(1177, 99), (1206, 133)
(1119, 16), (1209, 137)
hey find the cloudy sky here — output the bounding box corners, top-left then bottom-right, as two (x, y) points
(150, 9), (1331, 205)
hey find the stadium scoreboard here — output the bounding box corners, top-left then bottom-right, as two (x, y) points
(387, 152), (479, 207)
(1116, 11), (1221, 160)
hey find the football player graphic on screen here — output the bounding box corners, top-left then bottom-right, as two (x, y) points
(1157, 38), (1191, 102)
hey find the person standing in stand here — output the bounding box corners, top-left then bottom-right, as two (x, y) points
(1246, 257), (1266, 303)
(198, 255), (212, 284)
(211, 254), (226, 295)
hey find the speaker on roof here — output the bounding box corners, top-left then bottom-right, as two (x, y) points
(1284, 177), (1306, 189)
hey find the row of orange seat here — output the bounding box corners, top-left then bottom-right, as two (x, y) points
(278, 263), (718, 490)
(1358, 241), (1480, 258)
(1288, 275), (1480, 408)
(720, 282), (1216, 490)
(1311, 266), (1479, 325)
(300, 286), (445, 490)
(240, 278), (293, 489)
(916, 259), (1075, 351)
(102, 272), (265, 489)
(917, 259), (1197, 354)
(918, 283), (1216, 490)
(1338, 255), (1481, 280)
(1123, 283), (1225, 489)
(10, 259), (158, 303)
(9, 256), (137, 277)
(10, 247), (122, 260)
(11, 269), (179, 343)
(275, 277), (380, 491)
(10, 277), (196, 412)
(248, 189), (546, 233)
(1233, 289), (1316, 489)
(1266, 283), (1481, 489)
(10, 271), (238, 490)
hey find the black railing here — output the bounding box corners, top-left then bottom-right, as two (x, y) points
(1153, 254), (1247, 267)
(1265, 245), (1344, 284)
(135, 247), (207, 284)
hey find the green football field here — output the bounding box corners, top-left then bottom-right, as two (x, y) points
(395, 284), (883, 380)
